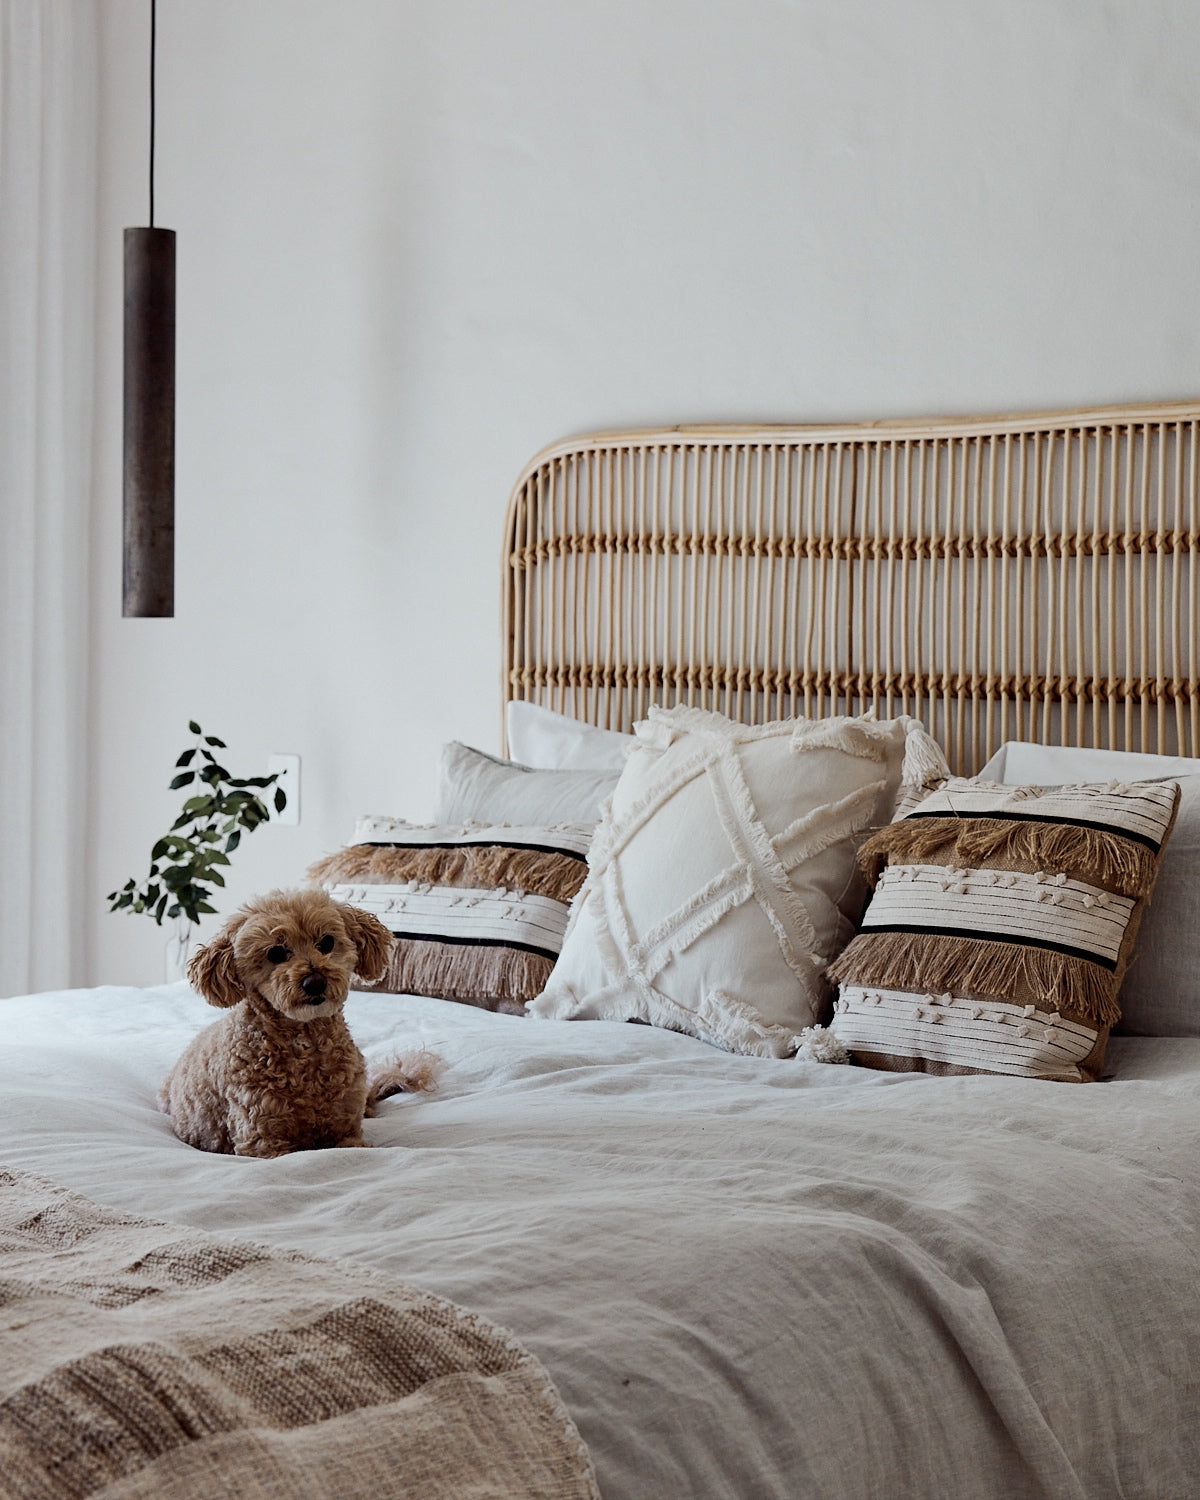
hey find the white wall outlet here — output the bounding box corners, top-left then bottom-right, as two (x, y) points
(267, 754), (300, 825)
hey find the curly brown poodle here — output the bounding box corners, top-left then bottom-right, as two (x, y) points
(160, 888), (437, 1157)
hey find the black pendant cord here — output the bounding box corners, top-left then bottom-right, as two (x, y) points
(149, 0), (156, 228)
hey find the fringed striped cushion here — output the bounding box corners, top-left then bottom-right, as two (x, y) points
(308, 819), (592, 1013)
(827, 778), (1181, 1082)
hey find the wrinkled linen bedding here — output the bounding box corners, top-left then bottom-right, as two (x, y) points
(2, 982), (1199, 1499)
(0, 1166), (598, 1500)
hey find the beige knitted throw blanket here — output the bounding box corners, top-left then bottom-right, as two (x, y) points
(0, 1167), (599, 1500)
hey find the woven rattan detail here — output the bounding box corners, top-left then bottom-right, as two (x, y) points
(502, 403), (1200, 774)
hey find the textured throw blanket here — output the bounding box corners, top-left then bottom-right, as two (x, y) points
(0, 1168), (598, 1500)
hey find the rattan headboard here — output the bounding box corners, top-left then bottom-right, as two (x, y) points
(502, 401), (1200, 775)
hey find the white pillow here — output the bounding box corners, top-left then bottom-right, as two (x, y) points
(979, 741), (1200, 784)
(433, 742), (619, 826)
(529, 706), (950, 1058)
(978, 740), (1200, 1037)
(505, 702), (632, 771)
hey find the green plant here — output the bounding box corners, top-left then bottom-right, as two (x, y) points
(108, 721), (286, 929)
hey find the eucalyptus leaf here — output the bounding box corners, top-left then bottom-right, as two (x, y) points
(109, 720), (286, 933)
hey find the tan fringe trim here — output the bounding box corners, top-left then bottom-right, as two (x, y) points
(856, 815), (1160, 898)
(354, 936), (551, 1012)
(309, 843), (586, 904)
(827, 929), (1123, 1029)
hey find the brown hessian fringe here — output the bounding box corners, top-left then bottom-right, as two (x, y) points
(309, 843), (586, 905)
(855, 816), (1159, 898)
(355, 936), (552, 1013)
(826, 929), (1123, 1029)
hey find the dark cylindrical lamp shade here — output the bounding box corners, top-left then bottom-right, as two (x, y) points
(123, 226), (175, 617)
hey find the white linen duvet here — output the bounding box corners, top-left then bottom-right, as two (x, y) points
(2, 982), (1199, 1499)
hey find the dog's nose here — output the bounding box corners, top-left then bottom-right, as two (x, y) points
(301, 972), (327, 999)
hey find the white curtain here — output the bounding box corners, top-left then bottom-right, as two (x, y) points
(0, 2), (96, 995)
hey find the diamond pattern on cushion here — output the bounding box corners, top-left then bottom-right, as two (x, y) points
(530, 706), (949, 1057)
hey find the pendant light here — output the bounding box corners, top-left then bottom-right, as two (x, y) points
(123, 0), (175, 617)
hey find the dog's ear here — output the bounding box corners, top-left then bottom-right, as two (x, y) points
(340, 904), (393, 985)
(186, 918), (246, 1008)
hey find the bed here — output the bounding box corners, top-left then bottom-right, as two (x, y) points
(5, 401), (1200, 1499)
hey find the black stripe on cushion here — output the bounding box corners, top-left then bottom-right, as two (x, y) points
(856, 922), (1118, 972)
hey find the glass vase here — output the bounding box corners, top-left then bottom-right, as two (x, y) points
(164, 915), (193, 983)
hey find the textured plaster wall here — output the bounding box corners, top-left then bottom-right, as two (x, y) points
(89, 0), (1200, 983)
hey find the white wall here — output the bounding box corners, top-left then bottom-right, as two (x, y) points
(89, 0), (1200, 984)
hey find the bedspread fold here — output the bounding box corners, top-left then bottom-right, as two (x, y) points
(0, 1167), (598, 1500)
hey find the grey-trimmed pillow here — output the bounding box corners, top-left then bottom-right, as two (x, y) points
(433, 742), (619, 825)
(308, 819), (592, 1013)
(826, 777), (1181, 1082)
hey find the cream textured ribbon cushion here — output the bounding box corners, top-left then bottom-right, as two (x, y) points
(826, 777), (1181, 1081)
(308, 820), (592, 1014)
(528, 706), (949, 1057)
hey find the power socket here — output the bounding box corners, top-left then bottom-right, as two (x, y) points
(267, 754), (300, 825)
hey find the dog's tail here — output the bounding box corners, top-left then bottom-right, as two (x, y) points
(365, 1049), (440, 1115)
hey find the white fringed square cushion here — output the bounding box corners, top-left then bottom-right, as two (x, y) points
(826, 777), (1181, 1082)
(528, 706), (949, 1057)
(308, 819), (592, 1013)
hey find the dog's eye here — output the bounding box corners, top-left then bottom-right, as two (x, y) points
(266, 945), (290, 964)
(316, 935), (335, 956)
